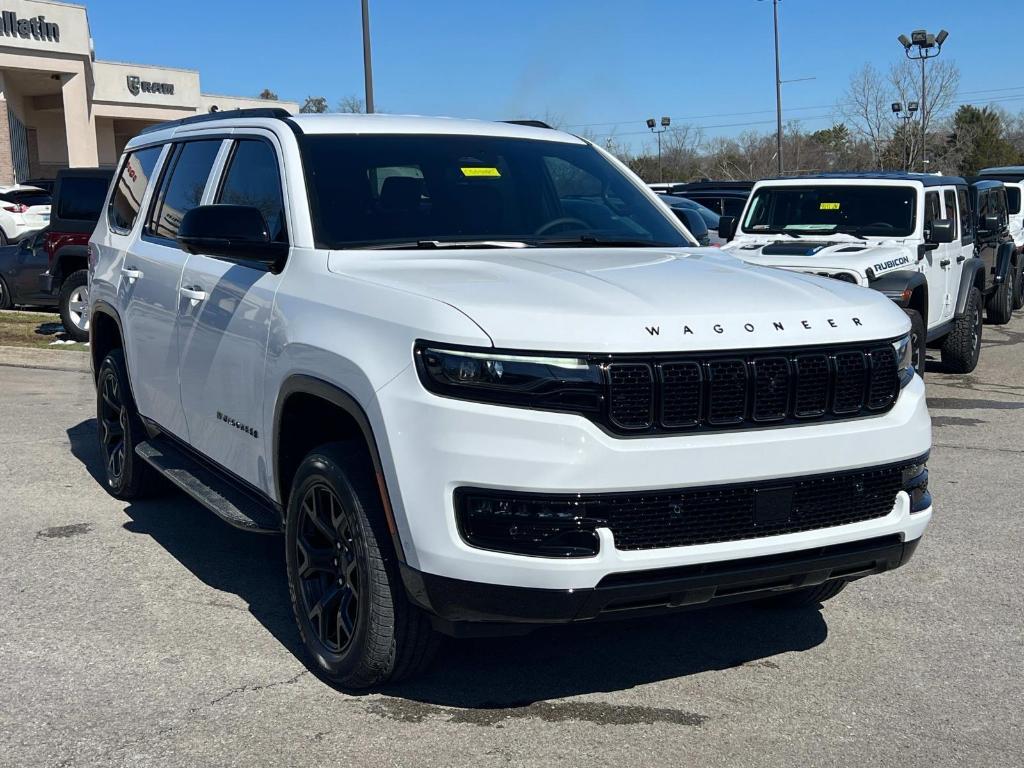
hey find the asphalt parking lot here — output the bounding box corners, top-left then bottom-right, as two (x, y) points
(1, 316), (1022, 768)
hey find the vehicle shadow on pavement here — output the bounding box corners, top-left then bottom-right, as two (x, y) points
(68, 418), (829, 706)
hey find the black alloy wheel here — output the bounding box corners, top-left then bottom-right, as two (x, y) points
(295, 482), (363, 655)
(95, 349), (159, 499)
(98, 367), (128, 487)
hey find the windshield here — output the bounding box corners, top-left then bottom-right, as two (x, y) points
(300, 134), (689, 249)
(742, 185), (917, 238)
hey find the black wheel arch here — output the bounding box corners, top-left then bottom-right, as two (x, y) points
(955, 259), (988, 317)
(90, 300), (127, 381)
(870, 269), (928, 321)
(52, 245), (89, 286)
(994, 241), (1015, 284)
(273, 375), (406, 562)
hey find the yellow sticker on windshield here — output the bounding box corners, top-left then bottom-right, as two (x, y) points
(820, 202), (840, 210)
(461, 167), (501, 177)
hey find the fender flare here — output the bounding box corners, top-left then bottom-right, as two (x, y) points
(955, 259), (987, 317)
(868, 270), (927, 310)
(53, 245), (89, 282)
(90, 299), (127, 380)
(994, 241), (1014, 283)
(272, 374), (406, 562)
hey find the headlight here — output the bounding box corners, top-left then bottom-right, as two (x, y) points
(415, 344), (604, 413)
(893, 332), (914, 387)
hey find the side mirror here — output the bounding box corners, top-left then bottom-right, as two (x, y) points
(979, 213), (1001, 233)
(717, 215), (737, 242)
(928, 219), (955, 244)
(177, 205), (287, 271)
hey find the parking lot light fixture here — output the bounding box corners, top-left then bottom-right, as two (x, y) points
(899, 27), (948, 172)
(647, 116), (670, 183)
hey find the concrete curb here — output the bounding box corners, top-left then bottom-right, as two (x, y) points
(0, 346), (90, 373)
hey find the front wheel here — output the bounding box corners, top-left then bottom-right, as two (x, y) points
(0, 276), (12, 310)
(58, 268), (90, 342)
(1012, 261), (1024, 311)
(940, 287), (983, 374)
(904, 309), (926, 375)
(285, 443), (439, 688)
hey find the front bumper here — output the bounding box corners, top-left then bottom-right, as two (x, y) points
(402, 533), (920, 633)
(375, 366), (932, 592)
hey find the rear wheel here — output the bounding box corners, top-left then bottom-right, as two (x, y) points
(985, 278), (1013, 325)
(940, 287), (983, 374)
(1012, 260), (1024, 311)
(285, 443), (439, 688)
(58, 268), (90, 342)
(95, 349), (160, 499)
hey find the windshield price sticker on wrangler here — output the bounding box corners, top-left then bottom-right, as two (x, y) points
(86, 113), (934, 689)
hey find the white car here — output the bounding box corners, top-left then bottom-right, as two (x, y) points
(88, 111), (932, 688)
(0, 185), (51, 244)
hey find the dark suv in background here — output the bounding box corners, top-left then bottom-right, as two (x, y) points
(663, 179), (754, 218)
(968, 178), (1019, 325)
(39, 168), (115, 341)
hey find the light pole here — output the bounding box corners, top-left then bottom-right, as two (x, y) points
(361, 0), (375, 113)
(898, 28), (948, 172)
(771, 0), (783, 175)
(646, 116), (671, 182)
(891, 102), (918, 171)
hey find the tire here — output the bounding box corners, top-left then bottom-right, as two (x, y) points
(985, 278), (1013, 325)
(940, 286), (983, 374)
(1012, 261), (1024, 312)
(764, 580), (847, 608)
(58, 268), (90, 342)
(285, 443), (439, 688)
(0, 229), (8, 247)
(95, 349), (160, 500)
(904, 309), (926, 375)
(0, 276), (12, 310)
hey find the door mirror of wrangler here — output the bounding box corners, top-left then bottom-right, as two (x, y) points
(928, 219), (955, 244)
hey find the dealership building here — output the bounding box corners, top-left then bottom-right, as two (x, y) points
(0, 0), (298, 185)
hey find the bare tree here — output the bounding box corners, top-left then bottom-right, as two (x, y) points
(338, 95), (365, 113)
(839, 63), (892, 167)
(890, 58), (960, 170)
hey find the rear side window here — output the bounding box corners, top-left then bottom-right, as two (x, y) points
(216, 140), (287, 242)
(943, 189), (958, 240)
(108, 145), (163, 233)
(57, 177), (111, 221)
(1, 190), (50, 207)
(147, 140), (221, 240)
(957, 188), (973, 242)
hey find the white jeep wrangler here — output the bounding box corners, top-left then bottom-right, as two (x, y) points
(720, 173), (994, 374)
(87, 111), (932, 687)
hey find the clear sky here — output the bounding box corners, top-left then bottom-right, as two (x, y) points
(84, 0), (1024, 152)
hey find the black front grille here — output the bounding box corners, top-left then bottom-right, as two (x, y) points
(455, 459), (913, 554)
(605, 342), (899, 435)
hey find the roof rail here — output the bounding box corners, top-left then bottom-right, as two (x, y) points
(503, 120), (553, 129)
(138, 107), (294, 135)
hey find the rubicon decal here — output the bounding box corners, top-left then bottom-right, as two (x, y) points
(645, 317), (864, 336)
(872, 256), (911, 274)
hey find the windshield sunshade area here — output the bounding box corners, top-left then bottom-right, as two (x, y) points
(742, 185), (917, 238)
(299, 134), (689, 249)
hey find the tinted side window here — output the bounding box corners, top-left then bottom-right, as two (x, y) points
(957, 188), (973, 242)
(722, 197), (746, 217)
(1007, 187), (1022, 215)
(216, 140), (287, 242)
(943, 189), (958, 240)
(147, 140), (221, 240)
(57, 177), (112, 221)
(108, 145), (163, 232)
(924, 191), (940, 237)
(690, 196), (722, 215)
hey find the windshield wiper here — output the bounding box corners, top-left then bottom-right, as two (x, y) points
(534, 235), (678, 248)
(834, 227), (868, 241)
(357, 240), (530, 250)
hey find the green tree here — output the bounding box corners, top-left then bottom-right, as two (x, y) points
(950, 105), (1021, 175)
(300, 96), (329, 114)
(258, 88), (278, 101)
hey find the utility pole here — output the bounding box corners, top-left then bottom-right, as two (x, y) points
(646, 117), (671, 182)
(361, 0), (375, 113)
(772, 0), (783, 175)
(898, 29), (948, 172)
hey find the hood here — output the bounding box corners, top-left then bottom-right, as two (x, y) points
(724, 236), (917, 280)
(327, 247), (910, 352)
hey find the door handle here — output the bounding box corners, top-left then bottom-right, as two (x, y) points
(121, 266), (143, 283)
(956, 255), (966, 263)
(179, 285), (207, 305)
(940, 259), (951, 268)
